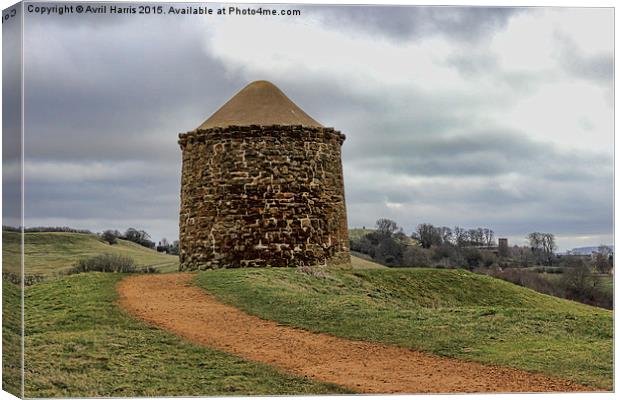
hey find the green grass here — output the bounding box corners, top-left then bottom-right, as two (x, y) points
(348, 228), (375, 241)
(3, 231), (179, 276)
(196, 267), (613, 390)
(350, 253), (388, 269)
(22, 273), (352, 397)
(2, 280), (22, 397)
(595, 275), (613, 297)
(540, 271), (613, 298)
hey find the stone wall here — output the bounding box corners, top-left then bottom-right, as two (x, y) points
(178, 125), (350, 270)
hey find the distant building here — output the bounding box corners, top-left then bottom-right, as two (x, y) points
(498, 238), (509, 257)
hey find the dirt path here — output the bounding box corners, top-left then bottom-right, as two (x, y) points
(117, 273), (591, 394)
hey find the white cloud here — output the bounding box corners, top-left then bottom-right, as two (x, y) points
(202, 8), (613, 154)
(497, 80), (612, 152)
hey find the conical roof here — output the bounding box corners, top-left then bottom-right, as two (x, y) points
(198, 80), (323, 129)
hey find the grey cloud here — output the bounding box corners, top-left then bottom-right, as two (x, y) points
(344, 168), (612, 241)
(23, 13), (246, 162)
(18, 14), (300, 242)
(309, 6), (522, 42)
(3, 4), (23, 227)
(445, 51), (557, 95)
(25, 179), (178, 220)
(446, 52), (499, 78)
(555, 32), (614, 85)
(347, 130), (611, 180)
(19, 13), (243, 240)
(341, 125), (612, 246)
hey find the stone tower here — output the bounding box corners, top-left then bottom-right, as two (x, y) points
(178, 81), (350, 270)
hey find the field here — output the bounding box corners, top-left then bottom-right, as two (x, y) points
(596, 274), (613, 297)
(196, 267), (613, 390)
(2, 231), (178, 276)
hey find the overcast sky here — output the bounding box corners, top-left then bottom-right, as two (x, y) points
(16, 4), (613, 251)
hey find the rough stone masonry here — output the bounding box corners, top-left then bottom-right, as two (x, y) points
(178, 81), (350, 269)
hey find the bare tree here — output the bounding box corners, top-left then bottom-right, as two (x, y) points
(598, 245), (612, 256)
(467, 229), (484, 246)
(375, 218), (399, 237)
(528, 232), (556, 265)
(541, 233), (557, 256)
(414, 223), (442, 249)
(483, 228), (495, 246)
(528, 232), (543, 253)
(124, 228), (155, 249)
(453, 226), (467, 247)
(595, 245), (613, 274)
(437, 226), (453, 244)
(513, 245), (535, 267)
(101, 230), (117, 245)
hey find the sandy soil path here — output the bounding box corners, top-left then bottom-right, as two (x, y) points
(117, 273), (591, 394)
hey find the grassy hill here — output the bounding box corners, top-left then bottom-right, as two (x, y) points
(349, 227), (417, 247)
(350, 252), (388, 269)
(195, 267), (613, 390)
(2, 231), (178, 276)
(348, 228), (375, 241)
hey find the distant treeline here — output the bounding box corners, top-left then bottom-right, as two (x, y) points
(350, 219), (500, 269)
(351, 218), (613, 309)
(3, 225), (93, 234)
(101, 228), (179, 255)
(2, 225), (178, 255)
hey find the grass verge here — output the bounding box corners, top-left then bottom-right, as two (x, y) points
(195, 267), (613, 390)
(23, 273), (352, 397)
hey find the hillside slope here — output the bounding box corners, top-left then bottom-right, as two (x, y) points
(2, 231), (178, 275)
(195, 267), (612, 389)
(350, 253), (388, 269)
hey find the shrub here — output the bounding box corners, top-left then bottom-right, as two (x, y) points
(350, 235), (376, 258)
(481, 251), (497, 268)
(69, 254), (157, 274)
(375, 236), (403, 266)
(430, 243), (456, 262)
(122, 228), (156, 249)
(532, 266), (564, 274)
(559, 265), (611, 308)
(168, 240), (180, 255)
(486, 268), (560, 296)
(402, 246), (431, 267)
(101, 230), (118, 245)
(480, 266), (612, 309)
(2, 272), (45, 286)
(462, 248), (483, 270)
